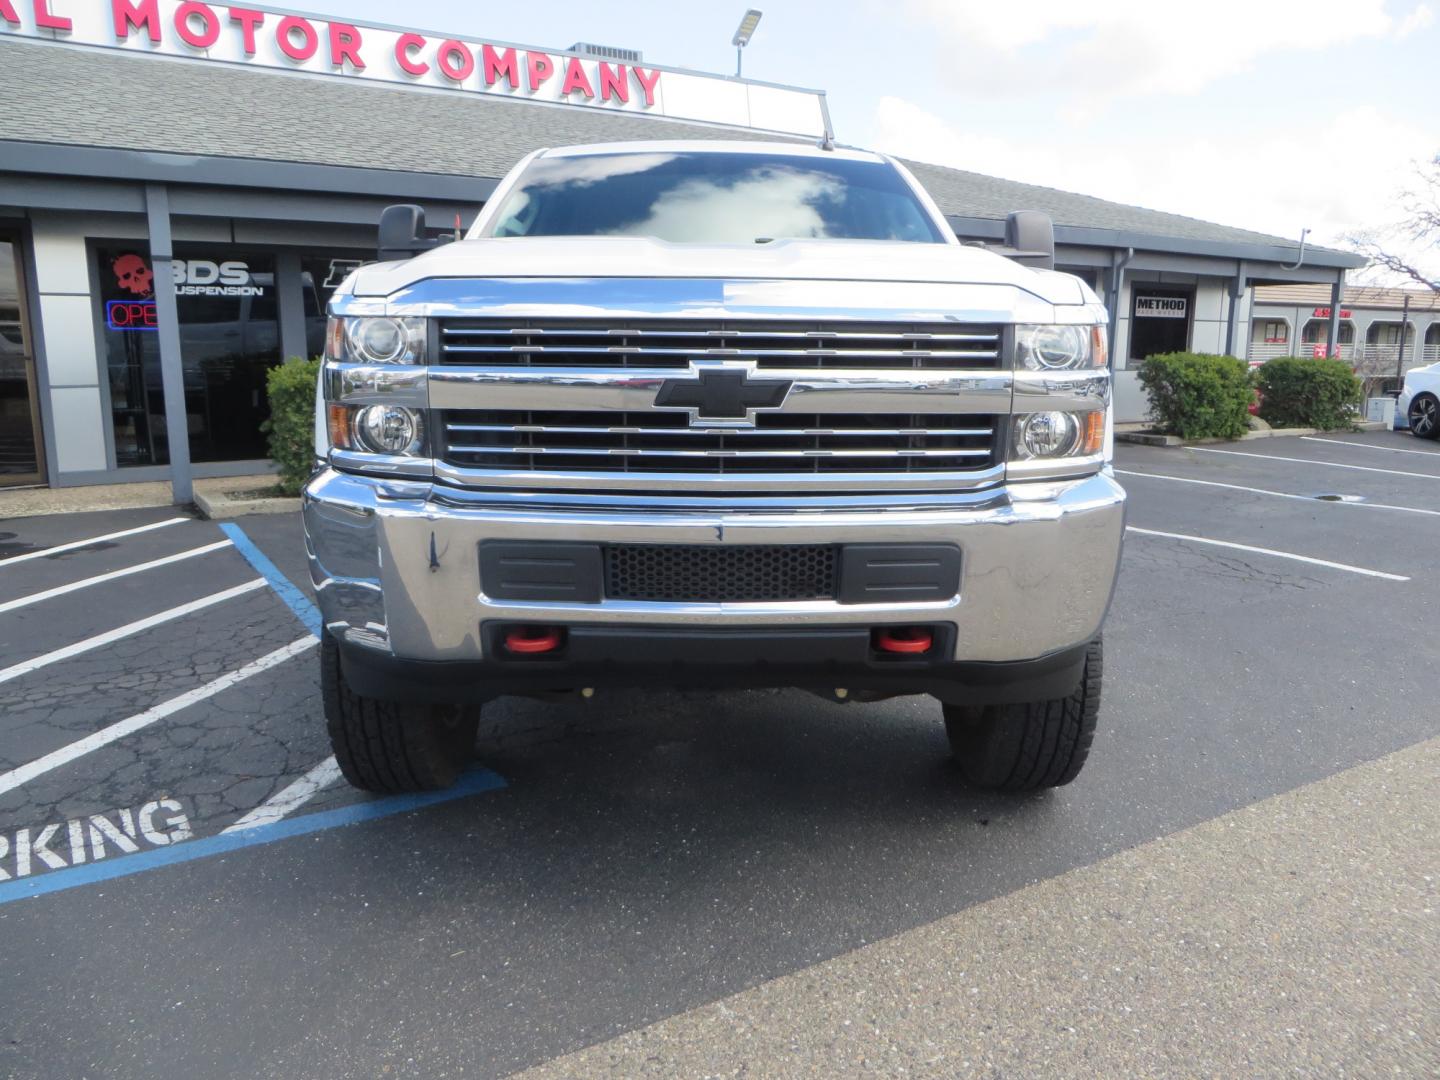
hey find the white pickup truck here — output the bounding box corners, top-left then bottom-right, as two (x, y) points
(305, 141), (1125, 795)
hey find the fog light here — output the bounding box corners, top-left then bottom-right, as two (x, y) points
(354, 405), (422, 455)
(1013, 411), (1080, 459)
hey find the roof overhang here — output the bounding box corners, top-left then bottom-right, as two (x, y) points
(0, 139), (495, 204)
(947, 214), (1366, 276)
(0, 138), (1371, 280)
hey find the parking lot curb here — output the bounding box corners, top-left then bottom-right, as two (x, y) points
(194, 488), (299, 520)
(1115, 432), (1184, 446)
(1116, 421), (1387, 448)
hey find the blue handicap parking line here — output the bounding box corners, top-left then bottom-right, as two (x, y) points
(218, 522), (322, 636)
(0, 767), (507, 906)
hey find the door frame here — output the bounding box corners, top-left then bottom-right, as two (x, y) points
(0, 227), (46, 487)
(1128, 284), (1196, 362)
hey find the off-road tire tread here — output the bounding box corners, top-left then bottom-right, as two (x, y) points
(321, 633), (475, 793)
(945, 638), (1102, 792)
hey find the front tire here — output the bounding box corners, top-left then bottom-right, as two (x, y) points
(943, 638), (1102, 792)
(321, 631), (479, 793)
(1408, 393), (1439, 439)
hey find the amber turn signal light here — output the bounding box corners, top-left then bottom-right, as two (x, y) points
(1079, 410), (1106, 456)
(327, 403), (353, 450)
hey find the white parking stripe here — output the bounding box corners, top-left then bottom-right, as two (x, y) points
(1114, 469), (1440, 518)
(0, 580), (266, 686)
(1191, 446), (1440, 480)
(222, 756), (343, 833)
(0, 636), (318, 798)
(0, 516), (190, 567)
(1300, 436), (1440, 457)
(0, 540), (233, 614)
(1125, 526), (1410, 581)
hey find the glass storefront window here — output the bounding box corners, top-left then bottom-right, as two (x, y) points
(98, 245), (164, 467)
(300, 254), (367, 357)
(95, 245), (371, 468)
(97, 244), (280, 465)
(1, 231), (43, 485)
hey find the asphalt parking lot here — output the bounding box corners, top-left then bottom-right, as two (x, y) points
(1, 431), (1436, 1079)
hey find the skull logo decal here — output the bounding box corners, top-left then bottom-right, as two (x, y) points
(112, 253), (154, 298)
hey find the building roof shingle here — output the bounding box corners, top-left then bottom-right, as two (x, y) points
(0, 38), (1362, 265)
(1253, 284), (1440, 312)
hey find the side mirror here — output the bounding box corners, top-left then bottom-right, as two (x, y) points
(379, 204), (446, 262)
(1003, 210), (1055, 271)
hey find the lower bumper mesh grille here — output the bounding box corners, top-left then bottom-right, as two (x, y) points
(604, 544), (837, 602)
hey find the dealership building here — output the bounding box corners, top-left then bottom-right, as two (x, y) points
(0, 0), (1366, 492)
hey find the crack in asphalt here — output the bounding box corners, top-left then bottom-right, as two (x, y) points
(1122, 537), (1323, 590)
(0, 592), (336, 834)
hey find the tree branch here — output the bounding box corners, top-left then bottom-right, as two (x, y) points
(1344, 152), (1440, 292)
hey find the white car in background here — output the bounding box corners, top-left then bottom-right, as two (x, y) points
(1399, 362), (1440, 439)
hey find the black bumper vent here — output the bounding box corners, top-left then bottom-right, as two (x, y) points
(604, 543), (837, 603)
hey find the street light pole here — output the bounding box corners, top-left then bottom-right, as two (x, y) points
(732, 9), (762, 78)
(1395, 293), (1411, 383)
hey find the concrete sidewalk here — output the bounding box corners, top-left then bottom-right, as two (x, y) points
(0, 474), (276, 520)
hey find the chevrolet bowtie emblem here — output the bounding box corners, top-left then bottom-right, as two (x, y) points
(653, 360), (793, 428)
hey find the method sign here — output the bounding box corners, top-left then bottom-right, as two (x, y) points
(1135, 296), (1188, 319)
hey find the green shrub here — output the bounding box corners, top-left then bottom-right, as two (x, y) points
(261, 356), (321, 495)
(1255, 357), (1361, 431)
(1137, 352), (1254, 440)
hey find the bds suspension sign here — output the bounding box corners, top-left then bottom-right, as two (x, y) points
(0, 0), (828, 135)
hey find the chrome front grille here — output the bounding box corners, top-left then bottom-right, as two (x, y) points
(438, 411), (998, 475)
(437, 319), (1002, 370)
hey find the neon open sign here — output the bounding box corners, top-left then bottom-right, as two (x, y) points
(107, 299), (158, 330)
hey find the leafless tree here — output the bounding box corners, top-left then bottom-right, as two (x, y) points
(1346, 153), (1439, 292)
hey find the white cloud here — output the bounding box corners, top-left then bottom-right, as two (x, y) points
(1396, 3), (1435, 35)
(605, 169), (840, 242)
(872, 95), (1434, 275)
(900, 0), (1431, 108)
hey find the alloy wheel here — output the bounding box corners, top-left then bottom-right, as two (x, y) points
(1412, 396), (1437, 437)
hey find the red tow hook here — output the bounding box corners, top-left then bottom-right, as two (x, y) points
(503, 625), (564, 655)
(873, 626), (934, 655)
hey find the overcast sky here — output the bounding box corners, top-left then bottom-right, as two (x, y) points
(340, 0), (1437, 276)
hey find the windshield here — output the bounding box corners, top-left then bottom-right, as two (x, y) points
(484, 151), (946, 244)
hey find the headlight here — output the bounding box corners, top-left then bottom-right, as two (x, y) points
(326, 403), (426, 456)
(1014, 411), (1078, 457)
(325, 316), (427, 364)
(1017, 324), (1107, 371)
(1012, 411), (1106, 459)
(354, 405), (424, 455)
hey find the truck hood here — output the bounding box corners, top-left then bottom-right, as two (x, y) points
(347, 236), (1095, 309)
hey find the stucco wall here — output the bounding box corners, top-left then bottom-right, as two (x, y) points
(1108, 272), (1250, 424)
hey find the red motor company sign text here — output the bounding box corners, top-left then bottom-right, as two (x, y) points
(0, 1), (830, 134)
(1, 0), (662, 105)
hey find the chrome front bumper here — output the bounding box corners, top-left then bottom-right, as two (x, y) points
(303, 469), (1126, 666)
